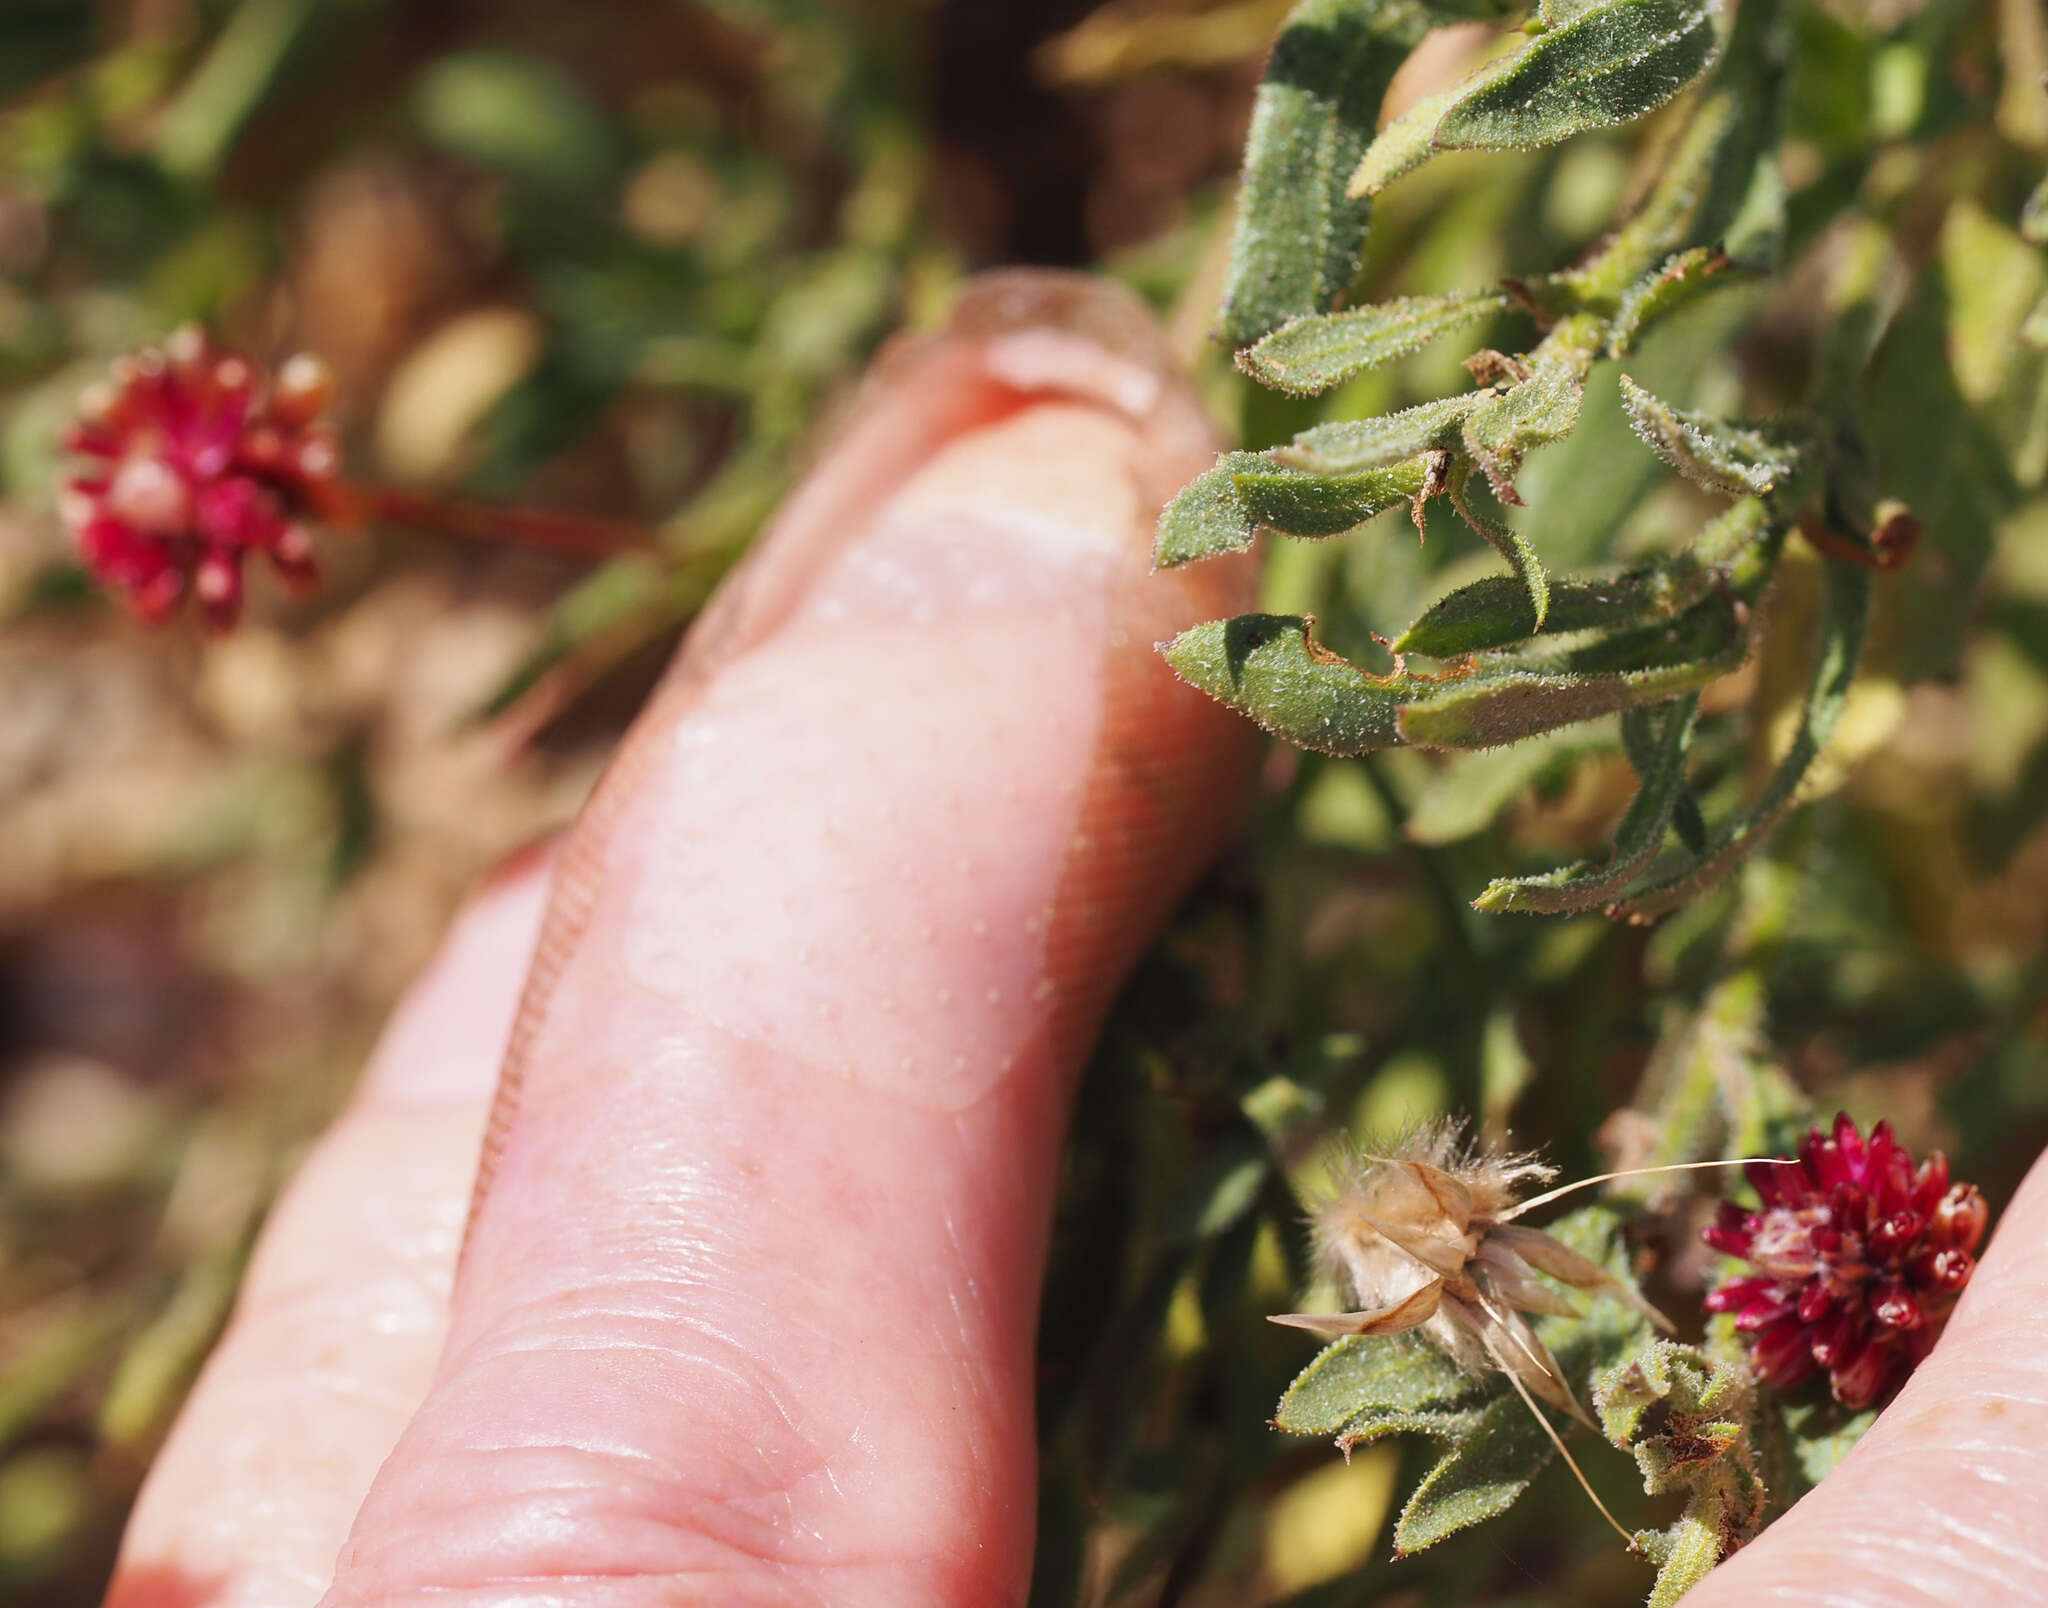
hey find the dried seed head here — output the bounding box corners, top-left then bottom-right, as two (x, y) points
(1275, 1123), (1669, 1425)
(62, 328), (342, 630)
(1702, 1112), (1987, 1411)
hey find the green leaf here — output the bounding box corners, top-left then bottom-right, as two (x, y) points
(1611, 560), (1870, 918)
(1595, 1338), (1769, 1604)
(1348, 76), (1470, 197)
(1462, 314), (1603, 500)
(1432, 0), (1722, 154)
(1235, 457), (1434, 535)
(1618, 376), (1803, 495)
(1220, 0), (1447, 344)
(1394, 593), (1747, 747)
(1395, 564), (1713, 657)
(1449, 459), (1550, 632)
(1393, 1391), (1551, 1553)
(1474, 694), (1699, 912)
(1608, 247), (1741, 356)
(1241, 292), (1512, 395)
(1161, 614), (1409, 753)
(1155, 452), (1268, 567)
(1278, 393), (1483, 473)
(1274, 1335), (1486, 1438)
(1639, 1508), (1730, 1607)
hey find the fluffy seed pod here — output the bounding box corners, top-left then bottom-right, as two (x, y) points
(1702, 1112), (1986, 1410)
(1274, 1124), (1671, 1424)
(62, 329), (342, 630)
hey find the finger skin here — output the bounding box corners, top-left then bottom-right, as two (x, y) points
(1687, 1148), (2048, 1607)
(316, 271), (1258, 1606)
(106, 850), (553, 1608)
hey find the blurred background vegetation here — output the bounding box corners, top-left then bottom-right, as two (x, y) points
(0, 0), (2043, 1602)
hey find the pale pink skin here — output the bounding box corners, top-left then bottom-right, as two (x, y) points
(106, 273), (2048, 1606)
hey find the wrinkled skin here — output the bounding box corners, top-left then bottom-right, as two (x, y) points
(108, 275), (2048, 1607)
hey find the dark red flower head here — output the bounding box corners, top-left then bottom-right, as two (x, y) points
(62, 328), (342, 630)
(1703, 1113), (1987, 1411)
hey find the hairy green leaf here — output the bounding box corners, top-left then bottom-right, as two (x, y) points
(1608, 247), (1740, 356)
(1475, 694), (1698, 912)
(1274, 1334), (1485, 1438)
(1611, 560), (1870, 918)
(1241, 292), (1512, 395)
(1395, 565), (1711, 656)
(1161, 614), (1410, 753)
(1393, 1390), (1551, 1553)
(1395, 593), (1747, 746)
(1235, 457), (1434, 534)
(1463, 314), (1603, 500)
(1278, 393), (1483, 473)
(1221, 0), (1447, 344)
(1449, 459), (1551, 631)
(1432, 0), (1722, 154)
(1618, 376), (1803, 494)
(1596, 1339), (1768, 1605)
(1155, 452), (1268, 568)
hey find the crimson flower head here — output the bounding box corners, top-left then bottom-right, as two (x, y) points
(1703, 1113), (1988, 1411)
(62, 327), (342, 630)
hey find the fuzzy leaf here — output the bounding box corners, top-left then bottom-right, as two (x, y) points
(1242, 292), (1511, 395)
(1393, 1390), (1551, 1553)
(1278, 393), (1482, 473)
(1449, 461), (1550, 632)
(1610, 560), (1869, 918)
(1596, 1339), (1768, 1604)
(1462, 314), (1602, 500)
(1394, 594), (1747, 747)
(1395, 564), (1712, 657)
(1348, 76), (1467, 197)
(1618, 377), (1801, 495)
(1235, 457), (1433, 534)
(1608, 246), (1740, 356)
(1274, 1334), (1486, 1438)
(1161, 614), (1409, 753)
(1432, 0), (1722, 154)
(1220, 0), (1445, 344)
(1155, 452), (1268, 567)
(1474, 694), (1699, 912)
(1640, 1504), (1735, 1607)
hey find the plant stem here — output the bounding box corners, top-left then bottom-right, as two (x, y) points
(348, 483), (657, 561)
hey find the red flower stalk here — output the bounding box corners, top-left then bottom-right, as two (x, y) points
(1703, 1113), (1987, 1411)
(61, 327), (652, 632)
(62, 327), (342, 630)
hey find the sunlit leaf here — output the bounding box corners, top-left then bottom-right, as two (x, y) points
(1432, 0), (1722, 154)
(1278, 393), (1483, 473)
(1474, 695), (1698, 912)
(1462, 314), (1602, 500)
(1241, 292), (1512, 395)
(1618, 376), (1803, 495)
(1221, 0), (1448, 344)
